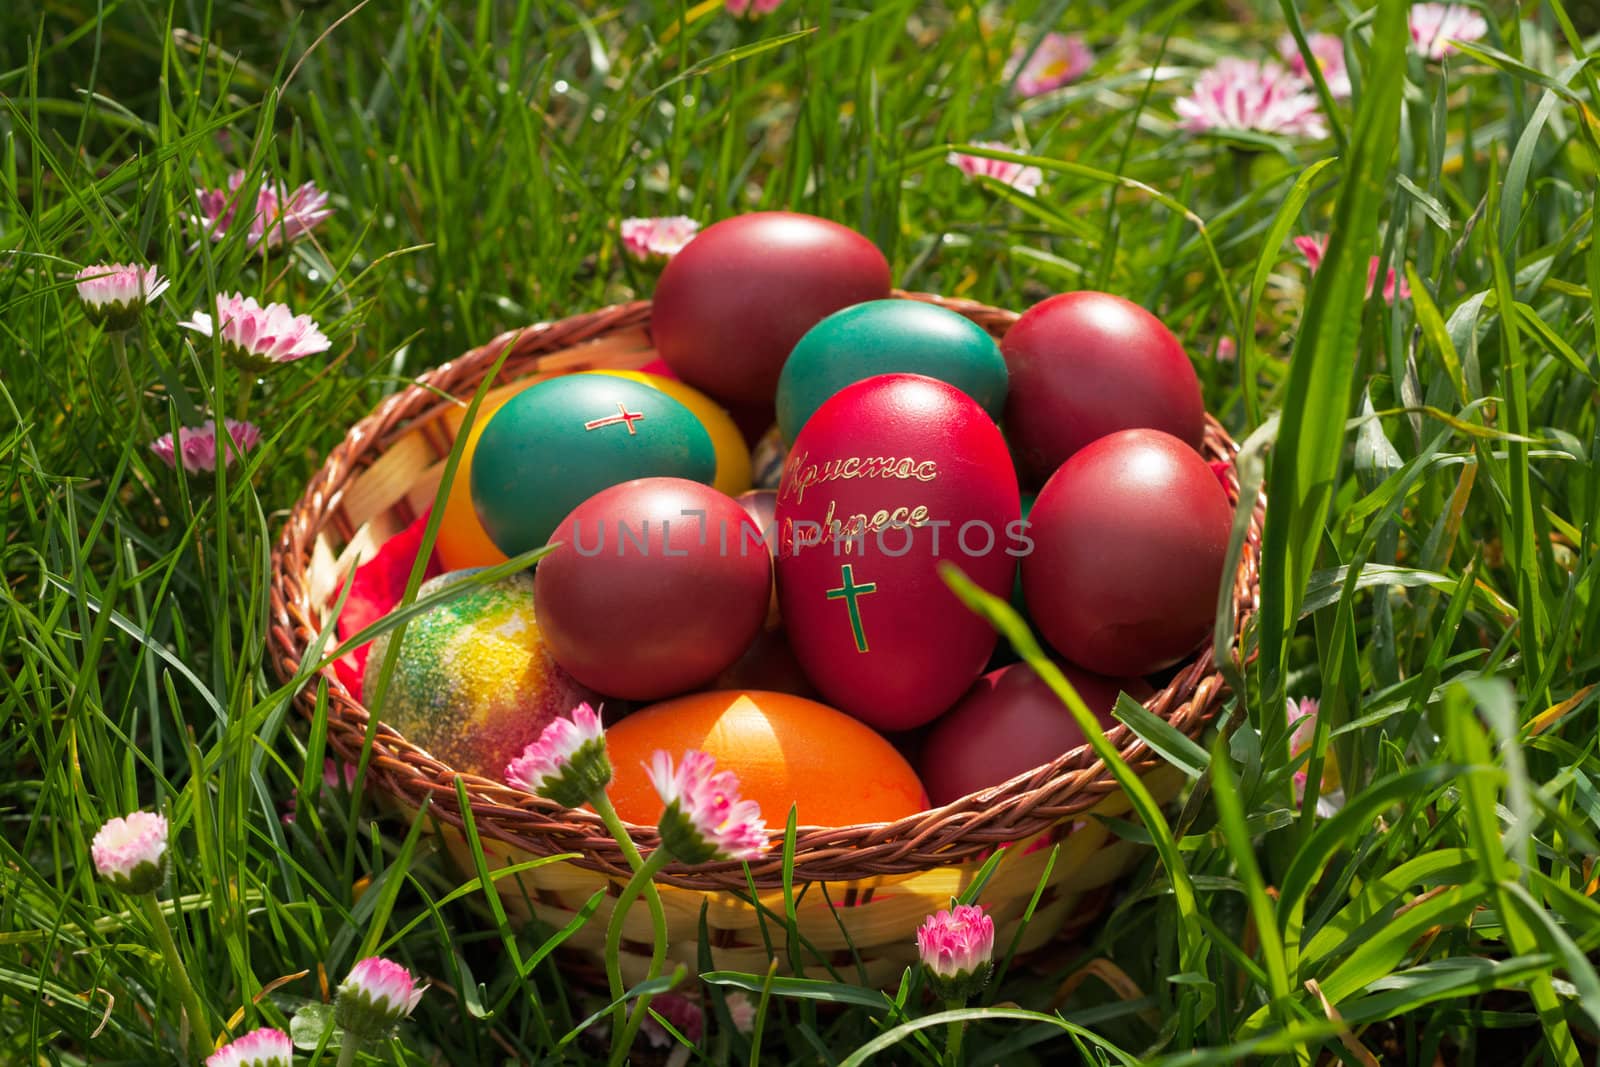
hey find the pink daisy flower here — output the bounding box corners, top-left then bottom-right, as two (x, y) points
(206, 1027), (293, 1067)
(194, 171), (331, 251)
(91, 810), (169, 894)
(1277, 32), (1352, 99)
(1174, 58), (1328, 139)
(647, 750), (768, 864)
(1410, 4), (1488, 61)
(725, 0), (783, 14)
(181, 293), (331, 371)
(335, 957), (426, 1041)
(74, 263), (170, 330)
(915, 903), (995, 1000)
(1007, 33), (1094, 98)
(505, 702), (612, 808)
(620, 216), (700, 264)
(1215, 336), (1237, 363)
(640, 992), (705, 1049)
(148, 419), (262, 473)
(725, 991), (756, 1035)
(1294, 234), (1410, 304)
(1286, 696), (1344, 817)
(947, 142), (1044, 197)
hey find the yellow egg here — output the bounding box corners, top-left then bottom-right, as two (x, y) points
(586, 369), (753, 495)
(434, 384), (533, 571)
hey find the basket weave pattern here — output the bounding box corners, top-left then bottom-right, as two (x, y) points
(268, 293), (1263, 983)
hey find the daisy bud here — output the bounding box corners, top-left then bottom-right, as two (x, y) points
(646, 750), (768, 865)
(74, 263), (170, 331)
(505, 702), (612, 808)
(334, 957), (426, 1042)
(148, 419), (261, 473)
(915, 904), (995, 1002)
(946, 142), (1043, 197)
(206, 1027), (293, 1067)
(181, 293), (330, 372)
(620, 216), (700, 265)
(91, 811), (169, 895)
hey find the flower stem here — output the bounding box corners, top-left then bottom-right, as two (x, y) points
(335, 1035), (362, 1067)
(112, 332), (143, 435)
(593, 792), (670, 1009)
(944, 998), (968, 1067)
(138, 893), (212, 1064)
(603, 846), (674, 1067)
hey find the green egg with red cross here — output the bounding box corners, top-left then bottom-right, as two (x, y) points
(774, 373), (1021, 732)
(471, 374), (717, 558)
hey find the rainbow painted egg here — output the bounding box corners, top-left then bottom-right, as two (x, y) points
(470, 374), (716, 558)
(364, 571), (596, 778)
(775, 374), (1021, 731)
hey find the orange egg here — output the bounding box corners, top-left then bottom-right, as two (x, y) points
(603, 690), (928, 828)
(434, 385), (535, 571)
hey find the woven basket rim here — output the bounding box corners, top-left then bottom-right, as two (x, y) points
(267, 291), (1264, 890)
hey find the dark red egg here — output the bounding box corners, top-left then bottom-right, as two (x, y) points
(534, 478), (771, 701)
(918, 660), (1153, 806)
(711, 627), (819, 699)
(1022, 429), (1232, 677)
(1002, 291), (1205, 485)
(775, 374), (1021, 731)
(652, 212), (893, 406)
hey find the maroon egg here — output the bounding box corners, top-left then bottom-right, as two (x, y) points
(736, 489), (781, 626)
(1002, 291), (1205, 485)
(1022, 429), (1232, 677)
(711, 627), (819, 699)
(652, 212), (893, 406)
(534, 478), (772, 701)
(919, 660), (1153, 806)
(775, 374), (1021, 731)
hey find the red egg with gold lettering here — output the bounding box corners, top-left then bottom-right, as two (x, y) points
(775, 374), (1021, 731)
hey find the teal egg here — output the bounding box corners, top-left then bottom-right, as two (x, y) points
(775, 299), (1008, 442)
(471, 375), (716, 557)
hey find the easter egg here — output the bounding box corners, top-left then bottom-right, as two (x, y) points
(603, 690), (928, 827)
(1002, 291), (1205, 485)
(534, 478), (771, 701)
(775, 374), (1021, 731)
(436, 386), (534, 572)
(586, 369), (753, 496)
(711, 627), (819, 699)
(777, 300), (1007, 442)
(364, 571), (596, 778)
(751, 425), (788, 490)
(652, 212), (893, 406)
(1022, 428), (1232, 677)
(918, 660), (1153, 806)
(736, 489), (781, 625)
(471, 375), (716, 558)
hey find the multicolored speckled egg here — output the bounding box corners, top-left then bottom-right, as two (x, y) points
(363, 570), (596, 778)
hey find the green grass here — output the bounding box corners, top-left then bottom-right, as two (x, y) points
(4, 0), (1600, 1062)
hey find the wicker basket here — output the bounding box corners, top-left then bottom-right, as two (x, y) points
(268, 293), (1263, 989)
